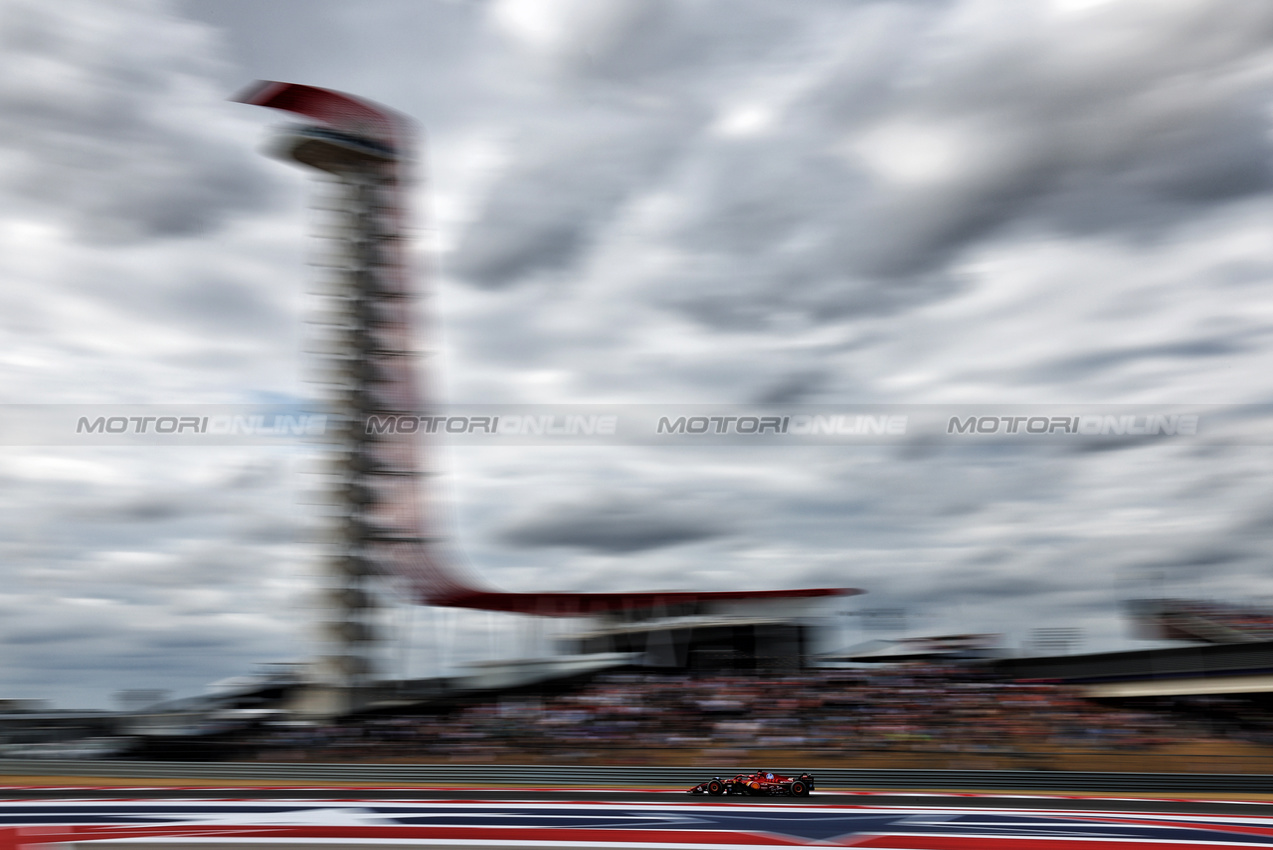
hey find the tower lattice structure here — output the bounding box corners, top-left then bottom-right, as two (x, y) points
(238, 82), (448, 708)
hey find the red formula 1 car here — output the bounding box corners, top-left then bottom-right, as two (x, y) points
(688, 770), (815, 797)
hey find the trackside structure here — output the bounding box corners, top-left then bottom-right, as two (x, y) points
(236, 82), (440, 712)
(237, 82), (859, 711)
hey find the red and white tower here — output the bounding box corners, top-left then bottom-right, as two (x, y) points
(239, 82), (860, 712)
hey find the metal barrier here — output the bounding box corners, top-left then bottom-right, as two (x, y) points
(0, 760), (1270, 794)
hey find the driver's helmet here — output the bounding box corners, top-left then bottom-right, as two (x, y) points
(765, 772), (774, 779)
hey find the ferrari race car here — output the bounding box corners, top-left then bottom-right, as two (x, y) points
(689, 770), (815, 796)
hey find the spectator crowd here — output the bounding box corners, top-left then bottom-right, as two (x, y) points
(242, 665), (1267, 765)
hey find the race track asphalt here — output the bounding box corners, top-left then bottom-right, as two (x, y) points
(3, 785), (1273, 817)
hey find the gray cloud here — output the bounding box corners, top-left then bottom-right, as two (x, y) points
(752, 370), (830, 405)
(497, 496), (726, 553)
(5, 623), (107, 646)
(0, 0), (278, 243)
(999, 336), (1259, 386)
(448, 0), (1273, 329)
(450, 105), (695, 288)
(1128, 545), (1248, 575)
(793, 1), (1273, 279)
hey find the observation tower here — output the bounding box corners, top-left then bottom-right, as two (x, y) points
(237, 82), (860, 713)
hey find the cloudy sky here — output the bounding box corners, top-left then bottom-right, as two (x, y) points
(3, 0), (1273, 707)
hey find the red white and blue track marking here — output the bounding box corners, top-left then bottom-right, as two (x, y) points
(4, 799), (1273, 849)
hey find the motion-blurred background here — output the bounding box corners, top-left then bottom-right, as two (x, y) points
(2, 0), (1273, 770)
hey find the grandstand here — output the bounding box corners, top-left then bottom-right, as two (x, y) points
(823, 633), (1004, 664)
(1128, 598), (1273, 644)
(993, 601), (1273, 699)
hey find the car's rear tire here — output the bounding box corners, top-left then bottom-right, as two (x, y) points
(707, 780), (724, 795)
(790, 780), (808, 797)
